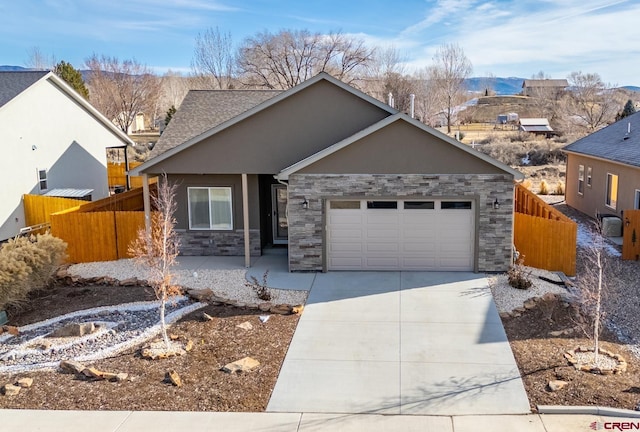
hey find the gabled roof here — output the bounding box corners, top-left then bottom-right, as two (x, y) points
(563, 111), (640, 168)
(0, 71), (133, 146)
(276, 113), (524, 180)
(132, 72), (398, 175)
(0, 71), (48, 107)
(150, 89), (281, 158)
(519, 118), (550, 126)
(522, 79), (569, 88)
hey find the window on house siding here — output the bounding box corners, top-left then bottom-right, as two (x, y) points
(38, 169), (48, 191)
(605, 173), (618, 210)
(587, 167), (592, 187)
(578, 165), (584, 195)
(188, 187), (233, 230)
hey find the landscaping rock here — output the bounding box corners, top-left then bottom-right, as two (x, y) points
(166, 370), (182, 387)
(2, 326), (19, 336)
(548, 380), (569, 391)
(270, 304), (291, 315)
(48, 322), (98, 338)
(184, 340), (194, 352)
(236, 321), (253, 331)
(202, 312), (215, 321)
(258, 302), (272, 312)
(188, 288), (213, 302)
(3, 383), (21, 396)
(60, 360), (86, 374)
(141, 341), (186, 360)
(81, 367), (127, 382)
(292, 305), (304, 315)
(17, 377), (33, 388)
(221, 357), (260, 374)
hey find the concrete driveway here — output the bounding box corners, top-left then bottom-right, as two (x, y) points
(267, 272), (530, 415)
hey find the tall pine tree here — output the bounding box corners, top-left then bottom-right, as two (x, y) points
(53, 61), (89, 100)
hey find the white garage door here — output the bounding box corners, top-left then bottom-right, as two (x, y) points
(327, 199), (475, 271)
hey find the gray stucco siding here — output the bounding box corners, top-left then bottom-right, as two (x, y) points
(287, 173), (515, 272)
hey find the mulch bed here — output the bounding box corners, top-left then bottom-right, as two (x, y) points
(0, 285), (298, 411)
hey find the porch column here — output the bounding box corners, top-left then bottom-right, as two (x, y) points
(142, 173), (151, 235)
(241, 173), (251, 268)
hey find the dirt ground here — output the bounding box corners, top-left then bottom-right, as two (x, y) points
(0, 285), (298, 411)
(502, 294), (640, 412)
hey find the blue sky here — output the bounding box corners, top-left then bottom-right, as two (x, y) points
(2, 0), (639, 85)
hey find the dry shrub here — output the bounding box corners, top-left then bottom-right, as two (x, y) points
(507, 257), (533, 290)
(521, 179), (533, 190)
(0, 233), (67, 310)
(245, 270), (271, 301)
(539, 180), (549, 195)
(554, 181), (565, 195)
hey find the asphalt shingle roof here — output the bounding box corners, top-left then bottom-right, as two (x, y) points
(151, 89), (281, 158)
(563, 111), (640, 168)
(0, 71), (49, 108)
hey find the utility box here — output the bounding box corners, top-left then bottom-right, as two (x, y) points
(602, 216), (622, 237)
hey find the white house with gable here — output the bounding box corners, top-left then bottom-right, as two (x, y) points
(0, 71), (133, 241)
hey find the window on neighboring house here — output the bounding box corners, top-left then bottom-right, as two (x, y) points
(187, 187), (233, 230)
(587, 167), (592, 187)
(578, 165), (584, 195)
(635, 190), (640, 210)
(38, 169), (48, 191)
(605, 173), (618, 209)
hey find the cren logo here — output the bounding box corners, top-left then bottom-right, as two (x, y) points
(590, 421), (640, 430)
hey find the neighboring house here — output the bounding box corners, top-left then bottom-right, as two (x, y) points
(0, 71), (134, 241)
(521, 79), (568, 97)
(519, 118), (555, 137)
(115, 112), (146, 134)
(563, 111), (640, 219)
(132, 73), (523, 272)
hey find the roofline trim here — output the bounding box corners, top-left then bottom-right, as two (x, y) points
(563, 148), (640, 170)
(276, 112), (524, 181)
(131, 72), (398, 175)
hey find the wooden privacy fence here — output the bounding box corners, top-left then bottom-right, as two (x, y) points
(50, 210), (146, 263)
(622, 209), (640, 261)
(23, 194), (87, 227)
(25, 185), (158, 263)
(513, 184), (577, 276)
(107, 161), (145, 190)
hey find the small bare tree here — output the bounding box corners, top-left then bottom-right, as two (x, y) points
(129, 175), (181, 350)
(564, 71), (617, 132)
(576, 219), (609, 366)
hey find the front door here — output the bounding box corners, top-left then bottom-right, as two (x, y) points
(271, 184), (288, 244)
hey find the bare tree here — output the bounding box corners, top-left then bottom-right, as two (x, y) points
(129, 175), (181, 350)
(428, 43), (473, 133)
(84, 54), (162, 133)
(191, 26), (236, 89)
(414, 67), (446, 126)
(363, 46), (418, 114)
(237, 29), (374, 89)
(564, 71), (617, 132)
(576, 220), (610, 367)
(24, 46), (55, 70)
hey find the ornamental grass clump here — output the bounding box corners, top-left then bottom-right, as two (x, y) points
(0, 233), (67, 310)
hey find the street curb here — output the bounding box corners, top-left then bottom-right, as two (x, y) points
(538, 405), (640, 418)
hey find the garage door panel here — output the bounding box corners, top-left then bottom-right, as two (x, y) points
(327, 199), (474, 271)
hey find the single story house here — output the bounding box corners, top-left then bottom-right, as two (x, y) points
(0, 71), (134, 241)
(132, 73), (523, 272)
(563, 111), (640, 218)
(519, 118), (556, 137)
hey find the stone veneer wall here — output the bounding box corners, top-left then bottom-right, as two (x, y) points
(177, 229), (261, 256)
(287, 174), (514, 272)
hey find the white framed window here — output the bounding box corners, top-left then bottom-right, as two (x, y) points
(37, 169), (48, 191)
(188, 187), (233, 230)
(587, 166), (592, 187)
(578, 165), (584, 195)
(605, 173), (618, 210)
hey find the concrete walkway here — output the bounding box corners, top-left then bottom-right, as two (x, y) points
(268, 271), (530, 415)
(3, 409), (637, 432)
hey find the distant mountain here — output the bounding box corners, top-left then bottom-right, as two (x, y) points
(0, 65), (32, 71)
(465, 77), (525, 96)
(621, 86), (640, 92)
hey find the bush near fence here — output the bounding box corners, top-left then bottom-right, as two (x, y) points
(513, 184), (577, 276)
